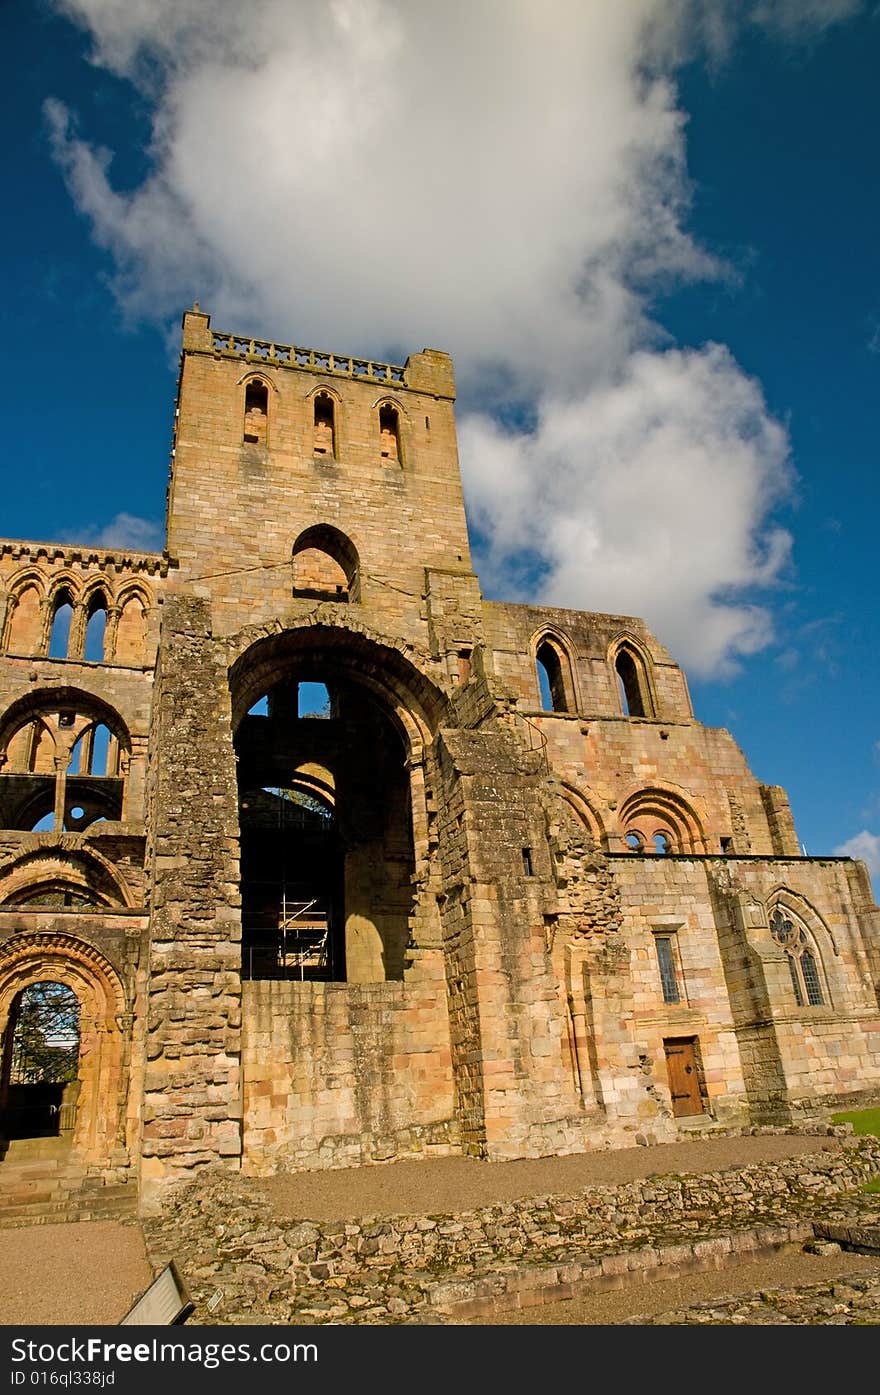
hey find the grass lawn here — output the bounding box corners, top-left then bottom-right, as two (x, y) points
(830, 1107), (880, 1137)
(831, 1108), (880, 1190)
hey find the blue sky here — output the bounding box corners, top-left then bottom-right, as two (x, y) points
(1, 1), (878, 874)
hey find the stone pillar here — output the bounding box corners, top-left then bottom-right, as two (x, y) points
(68, 603), (87, 660)
(104, 605), (121, 663)
(124, 736), (148, 822)
(141, 595), (243, 1199)
(38, 598), (52, 654)
(760, 784), (801, 856)
(0, 592), (12, 650)
(53, 755), (67, 833)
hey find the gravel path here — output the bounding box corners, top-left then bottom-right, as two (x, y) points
(257, 1132), (848, 1220)
(0, 1221), (151, 1327)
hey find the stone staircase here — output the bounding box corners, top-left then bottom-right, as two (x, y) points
(0, 1138), (137, 1227)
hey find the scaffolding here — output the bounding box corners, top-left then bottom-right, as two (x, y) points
(278, 895), (329, 979)
(239, 785), (337, 981)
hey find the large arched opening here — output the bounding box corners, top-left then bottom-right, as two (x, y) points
(230, 626), (445, 985)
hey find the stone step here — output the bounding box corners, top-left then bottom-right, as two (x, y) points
(1, 1167), (88, 1190)
(0, 1186), (138, 1229)
(1, 1165), (85, 1185)
(0, 1153), (138, 1228)
(1, 1140), (75, 1163)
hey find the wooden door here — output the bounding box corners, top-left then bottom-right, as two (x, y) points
(664, 1037), (703, 1117)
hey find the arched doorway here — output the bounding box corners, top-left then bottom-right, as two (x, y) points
(0, 934), (128, 1165)
(0, 981), (81, 1141)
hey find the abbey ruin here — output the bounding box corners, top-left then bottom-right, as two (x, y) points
(1, 307), (879, 1210)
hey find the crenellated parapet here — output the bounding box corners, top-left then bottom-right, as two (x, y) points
(183, 306), (456, 399)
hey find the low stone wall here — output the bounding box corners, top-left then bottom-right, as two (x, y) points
(623, 1268), (880, 1325)
(142, 1131), (880, 1325)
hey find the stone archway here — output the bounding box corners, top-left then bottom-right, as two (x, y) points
(229, 623), (449, 985)
(0, 933), (128, 1166)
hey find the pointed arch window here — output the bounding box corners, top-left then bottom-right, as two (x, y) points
(115, 593), (147, 666)
(615, 644), (653, 718)
(6, 583), (42, 655)
(48, 591), (74, 660)
(770, 907), (826, 1007)
(68, 722), (115, 777)
(535, 638), (570, 713)
(83, 594), (108, 663)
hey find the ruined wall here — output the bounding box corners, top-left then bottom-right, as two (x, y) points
(1, 308), (878, 1207)
(0, 544), (161, 1180)
(483, 602), (692, 720)
(482, 600), (791, 858)
(0, 541), (164, 671)
(241, 963), (457, 1172)
(435, 727), (586, 1160)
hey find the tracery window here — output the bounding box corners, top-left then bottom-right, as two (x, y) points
(770, 907), (825, 1007)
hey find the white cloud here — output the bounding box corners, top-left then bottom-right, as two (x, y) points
(461, 343), (792, 675)
(48, 1), (716, 388)
(749, 0), (863, 40)
(834, 830), (880, 879)
(62, 512), (165, 552)
(45, 0), (856, 672)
